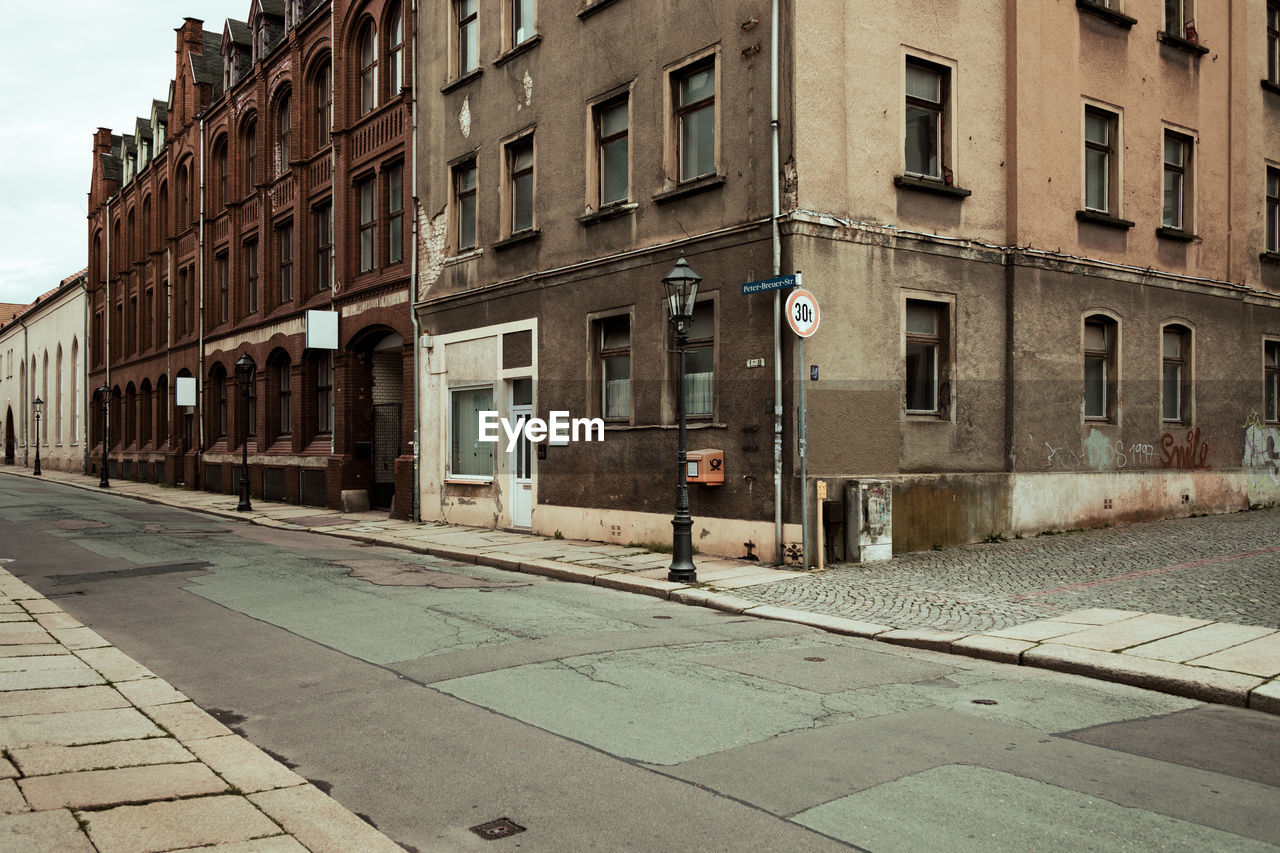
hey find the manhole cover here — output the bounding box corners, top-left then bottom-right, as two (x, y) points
(470, 818), (526, 840)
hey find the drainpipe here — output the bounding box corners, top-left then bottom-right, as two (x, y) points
(79, 273), (89, 474)
(19, 318), (28, 467)
(105, 196), (113, 463)
(409, 0), (421, 522)
(771, 0), (784, 564)
(197, 116), (206, 462)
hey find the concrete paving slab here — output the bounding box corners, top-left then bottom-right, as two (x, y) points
(517, 559), (610, 582)
(20, 762), (227, 809)
(694, 645), (959, 694)
(0, 707), (164, 749)
(184, 735), (307, 793)
(10, 738), (194, 776)
(0, 809), (95, 852)
(19, 600), (64, 615)
(0, 778), (27, 814)
(593, 572), (683, 598)
(0, 644), (68, 658)
(713, 571), (802, 590)
(0, 613), (32, 623)
(114, 677), (188, 707)
(879, 629), (970, 652)
(250, 785), (405, 853)
(1024, 644), (1264, 706)
(0, 685), (130, 717)
(1052, 608), (1145, 625)
(0, 663), (104, 692)
(34, 612), (81, 631)
(0, 757), (15, 779)
(0, 653), (86, 673)
(1250, 680), (1280, 714)
(48, 627), (111, 650)
(951, 635), (1035, 663)
(1125, 623), (1278, 664)
(743, 604), (891, 638)
(0, 627), (55, 646)
(75, 647), (156, 682)
(1188, 633), (1280, 678)
(984, 619), (1098, 642)
(1049, 613), (1213, 652)
(791, 764), (1271, 853)
(82, 794), (283, 853)
(669, 588), (760, 613)
(143, 702), (234, 741)
(170, 837), (306, 853)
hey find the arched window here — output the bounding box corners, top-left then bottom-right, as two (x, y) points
(388, 4), (403, 97)
(176, 167), (189, 228)
(277, 93), (291, 174)
(358, 22), (377, 115)
(158, 184), (168, 240)
(140, 379), (153, 447)
(41, 352), (48, 443)
(112, 220), (122, 272)
(156, 375), (169, 448)
(314, 59), (332, 148)
(125, 382), (137, 448)
(1083, 313), (1119, 423)
(126, 209), (136, 264)
(244, 117), (258, 191)
(70, 339), (79, 442)
(92, 234), (102, 284)
(212, 138), (228, 208)
(55, 346), (63, 444)
(141, 197), (152, 254)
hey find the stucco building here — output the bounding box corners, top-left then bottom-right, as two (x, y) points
(87, 0), (415, 515)
(411, 0), (1280, 563)
(0, 271), (88, 475)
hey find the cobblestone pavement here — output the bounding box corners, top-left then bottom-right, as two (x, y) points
(732, 508), (1280, 633)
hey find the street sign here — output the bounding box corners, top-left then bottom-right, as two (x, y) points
(741, 274), (799, 295)
(785, 288), (820, 337)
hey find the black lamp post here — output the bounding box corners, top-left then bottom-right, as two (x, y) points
(235, 352), (257, 512)
(662, 253), (700, 584)
(97, 383), (110, 488)
(32, 397), (43, 476)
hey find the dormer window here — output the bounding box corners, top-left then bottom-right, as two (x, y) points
(257, 23), (270, 60)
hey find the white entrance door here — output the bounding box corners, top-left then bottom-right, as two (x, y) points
(510, 400), (533, 529)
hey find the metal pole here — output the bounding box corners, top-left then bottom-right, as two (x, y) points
(236, 387), (251, 511)
(668, 326), (697, 583)
(798, 332), (807, 569)
(33, 410), (41, 476)
(99, 391), (110, 488)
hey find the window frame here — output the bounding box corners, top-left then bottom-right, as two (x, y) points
(314, 59), (332, 149)
(388, 4), (404, 97)
(1083, 314), (1119, 423)
(1266, 340), (1280, 424)
(244, 238), (259, 316)
(277, 91), (292, 175)
(592, 94), (631, 209)
(449, 384), (495, 481)
(1163, 0), (1192, 39)
(358, 20), (378, 116)
(316, 351), (334, 435)
(216, 252), (229, 324)
(387, 162), (404, 264)
(314, 201), (334, 293)
(456, 0), (479, 78)
(244, 117), (258, 192)
(1161, 324), (1193, 425)
(452, 158), (478, 253)
(904, 297), (951, 418)
(903, 55), (951, 183)
(1161, 129), (1195, 235)
(276, 220), (294, 304)
(594, 312), (632, 422)
(1083, 105), (1121, 216)
(357, 174), (377, 272)
(666, 51), (719, 185)
(1267, 166), (1280, 254)
(504, 132), (536, 236)
(1269, 2), (1280, 86)
(510, 0), (535, 50)
(671, 298), (716, 420)
(277, 360), (293, 437)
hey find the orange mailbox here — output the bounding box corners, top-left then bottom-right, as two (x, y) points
(686, 449), (724, 485)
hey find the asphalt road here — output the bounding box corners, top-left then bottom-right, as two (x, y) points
(2, 476), (1278, 852)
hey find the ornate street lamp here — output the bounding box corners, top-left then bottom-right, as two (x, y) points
(32, 397), (43, 476)
(235, 352), (257, 512)
(662, 253), (700, 584)
(96, 383), (110, 488)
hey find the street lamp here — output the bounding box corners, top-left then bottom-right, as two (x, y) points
(662, 253), (700, 584)
(96, 383), (110, 488)
(32, 397), (43, 476)
(235, 352), (257, 512)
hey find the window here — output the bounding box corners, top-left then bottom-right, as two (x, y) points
(245, 118), (258, 191)
(1161, 325), (1191, 423)
(512, 0), (534, 46)
(316, 351), (333, 434)
(683, 302), (715, 417)
(245, 239), (259, 314)
(315, 202), (333, 292)
(507, 136), (535, 234)
(450, 386), (493, 478)
(216, 253), (229, 324)
(216, 371), (228, 438)
(905, 300), (948, 415)
(675, 60), (715, 182)
(176, 168), (190, 228)
(315, 60), (332, 147)
(1266, 341), (1280, 423)
(595, 98), (629, 206)
(388, 163), (404, 264)
(358, 176), (376, 271)
(1084, 315), (1118, 421)
(1162, 131), (1193, 233)
(1269, 2), (1279, 86)
(454, 160), (477, 251)
(213, 140), (227, 209)
(1268, 167), (1280, 254)
(277, 361), (292, 435)
(905, 59), (946, 181)
(457, 0), (479, 76)
(277, 221), (294, 302)
(359, 22), (377, 115)
(388, 5), (403, 95)
(1084, 107), (1119, 214)
(277, 93), (291, 174)
(1164, 0), (1192, 39)
(245, 372), (257, 438)
(598, 316), (631, 419)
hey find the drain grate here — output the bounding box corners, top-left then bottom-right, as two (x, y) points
(470, 818), (526, 840)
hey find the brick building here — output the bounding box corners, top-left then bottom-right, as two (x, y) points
(87, 0), (414, 515)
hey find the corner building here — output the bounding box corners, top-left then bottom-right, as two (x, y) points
(413, 0), (1280, 562)
(88, 0), (414, 515)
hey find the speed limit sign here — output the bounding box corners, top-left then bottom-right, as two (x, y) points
(785, 288), (820, 337)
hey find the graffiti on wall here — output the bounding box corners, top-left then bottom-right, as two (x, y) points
(862, 483), (890, 540)
(1160, 426), (1210, 470)
(1043, 427), (1204, 472)
(1244, 410), (1280, 501)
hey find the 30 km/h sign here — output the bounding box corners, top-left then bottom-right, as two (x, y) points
(785, 288), (820, 337)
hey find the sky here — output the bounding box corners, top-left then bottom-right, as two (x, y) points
(0, 1), (249, 307)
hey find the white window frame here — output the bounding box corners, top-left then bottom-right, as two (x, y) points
(664, 48), (721, 186)
(1161, 127), (1196, 234)
(1161, 323), (1193, 425)
(449, 384), (495, 481)
(902, 52), (956, 184)
(1082, 102), (1122, 216)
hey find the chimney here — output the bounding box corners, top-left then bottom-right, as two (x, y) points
(178, 17), (206, 54)
(93, 127), (114, 157)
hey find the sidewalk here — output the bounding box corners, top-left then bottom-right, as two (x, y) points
(0, 567), (404, 852)
(5, 467), (1279, 718)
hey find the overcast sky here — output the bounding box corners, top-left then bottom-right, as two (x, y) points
(0, 1), (247, 307)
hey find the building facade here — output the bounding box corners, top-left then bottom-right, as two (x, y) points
(411, 0), (1280, 563)
(0, 271), (88, 475)
(87, 0), (415, 515)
